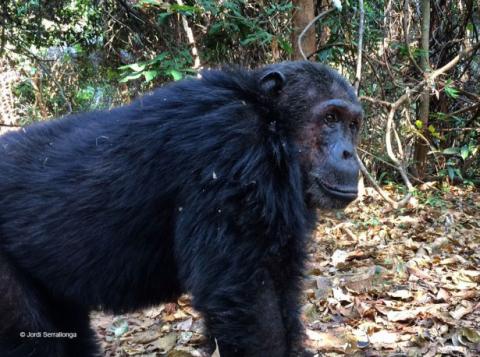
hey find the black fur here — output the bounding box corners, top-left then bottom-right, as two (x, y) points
(0, 61), (360, 356)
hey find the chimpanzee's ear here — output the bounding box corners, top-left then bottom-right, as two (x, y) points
(259, 70), (285, 95)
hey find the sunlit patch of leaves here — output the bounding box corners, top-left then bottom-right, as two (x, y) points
(302, 186), (480, 355)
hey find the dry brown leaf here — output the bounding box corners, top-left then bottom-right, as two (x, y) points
(387, 289), (412, 300)
(450, 301), (475, 320)
(315, 276), (332, 300)
(354, 297), (373, 318)
(131, 329), (162, 344)
(306, 328), (358, 354)
(435, 288), (451, 302)
(458, 327), (480, 344)
(437, 345), (471, 356)
(175, 317), (193, 331)
(332, 287), (353, 303)
(407, 265), (433, 280)
(149, 332), (177, 354)
(164, 310), (189, 322)
(122, 345), (148, 355)
(459, 270), (480, 283)
(369, 330), (399, 347)
(164, 303), (178, 314)
(144, 306), (164, 319)
(167, 350), (195, 357)
(342, 267), (376, 294)
(387, 309), (419, 322)
(331, 249), (349, 267)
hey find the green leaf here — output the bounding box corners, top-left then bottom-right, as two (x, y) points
(444, 85), (459, 99)
(143, 70), (159, 82)
(137, 0), (162, 6)
(72, 43), (84, 54)
(447, 166), (456, 181)
(454, 168), (463, 180)
(166, 69), (182, 81)
(471, 145), (479, 156)
(413, 48), (429, 58)
(76, 86), (95, 101)
(460, 146), (469, 160)
(277, 37), (293, 55)
(157, 12), (172, 25)
(169, 4), (201, 14)
(428, 124), (441, 139)
(118, 63), (146, 72)
(415, 120), (423, 129)
(119, 72), (143, 83)
(442, 147), (460, 155)
(147, 52), (168, 65)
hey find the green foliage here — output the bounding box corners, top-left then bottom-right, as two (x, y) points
(441, 163), (463, 182)
(442, 143), (478, 161)
(136, 0), (202, 16)
(199, 0), (294, 62)
(75, 86), (95, 105)
(5, 0), (102, 47)
(118, 50), (194, 84)
(444, 80), (460, 99)
(1, 0), (478, 188)
(424, 194), (447, 208)
(428, 124), (441, 139)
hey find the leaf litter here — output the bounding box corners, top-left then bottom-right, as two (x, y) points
(92, 185), (480, 356)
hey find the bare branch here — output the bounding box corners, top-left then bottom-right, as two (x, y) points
(443, 102), (480, 118)
(356, 41), (480, 207)
(402, 0), (423, 73)
(356, 152), (412, 208)
(176, 0), (201, 69)
(354, 0), (365, 94)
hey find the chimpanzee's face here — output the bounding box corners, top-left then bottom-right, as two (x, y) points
(299, 93), (362, 209)
(258, 62), (362, 209)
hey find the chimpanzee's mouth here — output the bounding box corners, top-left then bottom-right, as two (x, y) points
(316, 179), (358, 201)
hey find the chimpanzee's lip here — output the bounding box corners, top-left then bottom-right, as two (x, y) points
(316, 179), (358, 201)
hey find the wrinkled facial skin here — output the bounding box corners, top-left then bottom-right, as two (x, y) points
(299, 96), (363, 210)
(258, 62), (363, 210)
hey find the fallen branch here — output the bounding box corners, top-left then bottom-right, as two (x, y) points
(355, 152), (412, 208)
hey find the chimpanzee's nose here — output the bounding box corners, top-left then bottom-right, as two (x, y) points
(333, 142), (355, 162)
(342, 149), (353, 160)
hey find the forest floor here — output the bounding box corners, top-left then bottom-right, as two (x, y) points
(92, 184), (480, 357)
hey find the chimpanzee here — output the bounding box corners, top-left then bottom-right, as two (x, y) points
(0, 61), (362, 357)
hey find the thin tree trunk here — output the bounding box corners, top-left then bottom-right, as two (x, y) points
(292, 0), (316, 60)
(354, 0), (365, 94)
(413, 0), (431, 178)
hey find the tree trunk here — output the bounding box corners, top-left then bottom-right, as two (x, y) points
(292, 0), (316, 60)
(413, 0), (431, 178)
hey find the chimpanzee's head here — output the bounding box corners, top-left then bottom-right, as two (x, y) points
(258, 61), (363, 209)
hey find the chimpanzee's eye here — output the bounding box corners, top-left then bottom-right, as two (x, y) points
(325, 113), (337, 125)
(350, 118), (359, 130)
(350, 118), (361, 131)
